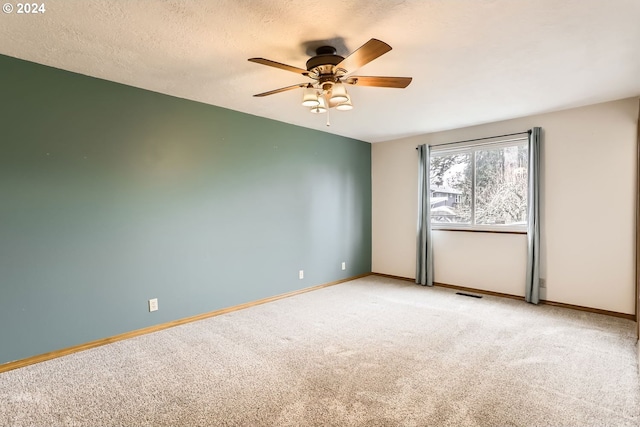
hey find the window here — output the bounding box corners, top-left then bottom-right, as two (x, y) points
(430, 139), (528, 231)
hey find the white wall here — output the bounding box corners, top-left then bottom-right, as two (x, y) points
(372, 98), (638, 314)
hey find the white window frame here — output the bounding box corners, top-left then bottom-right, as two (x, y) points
(430, 137), (528, 233)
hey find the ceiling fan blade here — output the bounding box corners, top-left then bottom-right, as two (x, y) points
(248, 58), (309, 75)
(336, 39), (392, 73)
(344, 76), (412, 88)
(253, 83), (307, 97)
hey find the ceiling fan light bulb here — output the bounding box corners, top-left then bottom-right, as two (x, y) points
(301, 87), (319, 107)
(330, 82), (349, 103)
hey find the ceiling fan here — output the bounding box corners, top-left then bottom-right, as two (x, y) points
(248, 38), (412, 116)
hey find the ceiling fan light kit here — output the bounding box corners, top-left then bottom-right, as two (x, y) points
(302, 82), (352, 113)
(249, 38), (412, 119)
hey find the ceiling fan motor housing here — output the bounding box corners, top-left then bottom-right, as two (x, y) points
(306, 46), (344, 71)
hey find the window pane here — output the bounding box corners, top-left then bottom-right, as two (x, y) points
(475, 144), (528, 226)
(430, 153), (471, 224)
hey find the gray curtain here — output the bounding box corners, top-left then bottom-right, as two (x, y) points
(416, 144), (434, 286)
(525, 127), (541, 304)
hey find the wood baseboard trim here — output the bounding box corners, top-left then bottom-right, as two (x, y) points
(0, 273), (370, 374)
(372, 272), (416, 284)
(538, 299), (635, 320)
(371, 272), (636, 321)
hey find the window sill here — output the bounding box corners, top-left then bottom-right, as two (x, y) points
(432, 228), (527, 235)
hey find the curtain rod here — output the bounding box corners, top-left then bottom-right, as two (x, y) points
(415, 130), (531, 150)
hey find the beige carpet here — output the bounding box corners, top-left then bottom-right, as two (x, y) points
(1, 275), (638, 426)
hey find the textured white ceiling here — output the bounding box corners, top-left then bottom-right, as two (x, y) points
(1, 0), (639, 142)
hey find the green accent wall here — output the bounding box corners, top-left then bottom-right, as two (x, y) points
(0, 54), (371, 365)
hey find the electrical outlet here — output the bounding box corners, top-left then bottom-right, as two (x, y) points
(539, 278), (546, 288)
(299, 270), (304, 279)
(149, 298), (158, 312)
(341, 262), (346, 270)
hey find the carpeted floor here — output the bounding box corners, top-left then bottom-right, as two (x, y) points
(1, 275), (638, 426)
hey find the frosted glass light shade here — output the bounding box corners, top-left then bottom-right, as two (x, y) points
(330, 82), (348, 103)
(301, 87), (319, 107)
(310, 95), (327, 113)
(336, 94), (353, 111)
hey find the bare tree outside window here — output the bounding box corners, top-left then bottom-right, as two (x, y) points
(476, 145), (528, 225)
